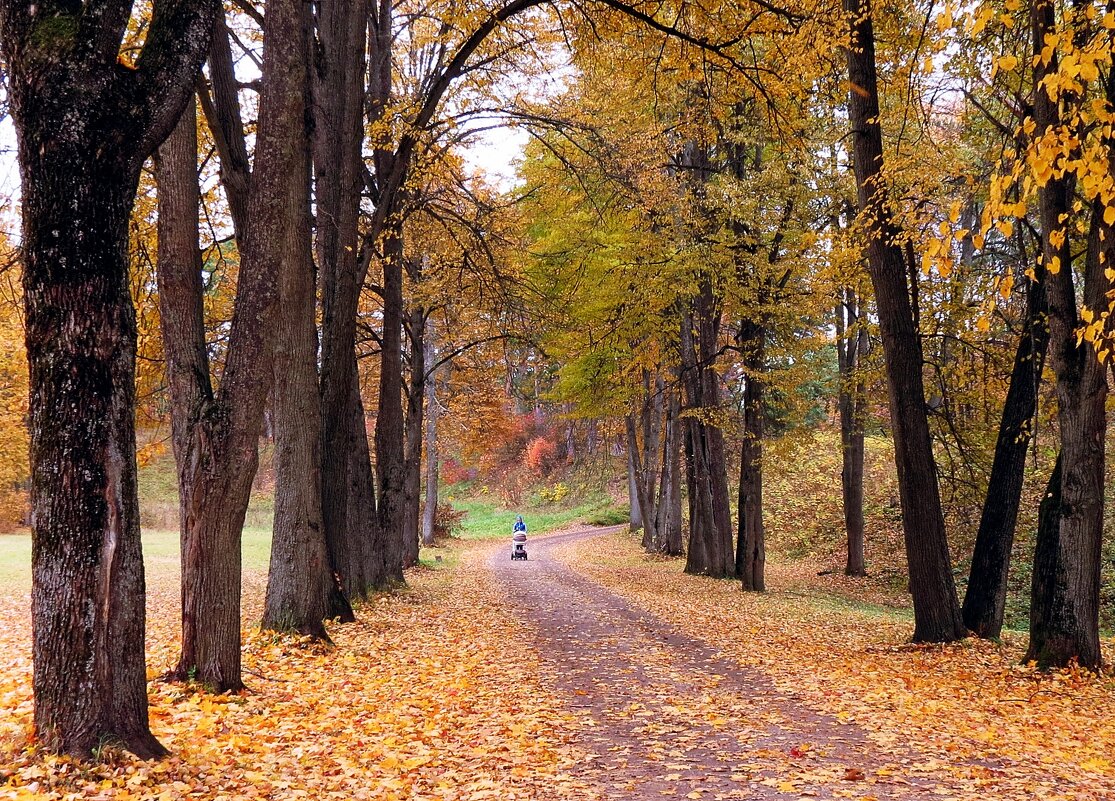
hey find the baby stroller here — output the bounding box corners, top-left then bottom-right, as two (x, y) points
(511, 530), (528, 560)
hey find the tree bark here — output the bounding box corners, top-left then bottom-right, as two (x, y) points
(625, 414), (656, 546)
(163, 0), (307, 689)
(681, 289), (735, 579)
(402, 302), (427, 568)
(315, 0), (382, 599)
(836, 289), (868, 577)
(962, 273), (1048, 637)
(3, 0), (219, 757)
(346, 370), (388, 595)
(199, 11), (250, 243)
(262, 9), (332, 639)
(627, 444), (643, 532)
(843, 0), (965, 642)
(421, 320), (439, 547)
(1023, 0), (1110, 669)
(736, 321), (765, 591)
(656, 386), (684, 556)
(376, 221), (408, 581)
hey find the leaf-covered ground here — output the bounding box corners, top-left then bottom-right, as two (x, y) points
(2, 526), (1114, 800)
(554, 529), (1115, 800)
(0, 545), (594, 800)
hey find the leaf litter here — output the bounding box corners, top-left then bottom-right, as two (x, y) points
(0, 543), (593, 800)
(554, 528), (1115, 801)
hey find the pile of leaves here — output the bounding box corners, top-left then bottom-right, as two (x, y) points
(556, 531), (1115, 800)
(0, 545), (593, 800)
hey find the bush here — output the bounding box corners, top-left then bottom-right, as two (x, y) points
(539, 482), (569, 503)
(588, 506), (629, 526)
(524, 435), (558, 476)
(431, 502), (467, 539)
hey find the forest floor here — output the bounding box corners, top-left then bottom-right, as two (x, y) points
(0, 526), (1113, 800)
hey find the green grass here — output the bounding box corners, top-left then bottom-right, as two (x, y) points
(0, 533), (29, 590)
(445, 489), (625, 540)
(0, 527), (274, 591)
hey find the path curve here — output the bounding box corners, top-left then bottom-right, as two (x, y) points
(490, 525), (962, 799)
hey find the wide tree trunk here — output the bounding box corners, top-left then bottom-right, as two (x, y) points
(843, 0), (965, 642)
(162, 0), (307, 689)
(25, 152), (161, 759)
(836, 289), (868, 577)
(262, 18), (332, 638)
(962, 274), (1048, 637)
(681, 290), (735, 579)
(3, 0), (219, 757)
(1023, 0), (1110, 669)
(736, 321), (765, 591)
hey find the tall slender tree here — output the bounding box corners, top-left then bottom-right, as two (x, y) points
(843, 0), (966, 642)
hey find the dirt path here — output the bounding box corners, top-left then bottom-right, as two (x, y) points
(491, 525), (967, 800)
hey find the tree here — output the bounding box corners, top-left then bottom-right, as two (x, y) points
(842, 0), (966, 642)
(2, 0), (218, 757)
(1020, 0), (1111, 669)
(316, 0), (389, 601)
(157, 0), (310, 689)
(261, 4), (335, 639)
(835, 285), (869, 577)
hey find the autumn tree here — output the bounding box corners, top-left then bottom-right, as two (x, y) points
(842, 0), (967, 642)
(1, 0), (218, 756)
(157, 0), (311, 689)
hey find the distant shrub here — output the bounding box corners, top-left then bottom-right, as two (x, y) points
(524, 435), (558, 475)
(539, 482), (569, 503)
(432, 502), (467, 539)
(588, 506), (629, 526)
(441, 458), (476, 485)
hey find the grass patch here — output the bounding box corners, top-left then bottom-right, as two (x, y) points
(444, 489), (624, 540)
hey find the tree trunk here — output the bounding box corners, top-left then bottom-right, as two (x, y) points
(962, 274), (1048, 637)
(625, 414), (656, 546)
(25, 148), (162, 760)
(1023, 0), (1110, 669)
(843, 0), (965, 642)
(347, 372), (389, 591)
(262, 15), (332, 638)
(4, 0), (219, 757)
(681, 291), (735, 579)
(655, 385), (684, 556)
(315, 0), (379, 599)
(376, 222), (408, 581)
(199, 11), (250, 243)
(736, 321), (765, 591)
(401, 303), (426, 568)
(836, 290), (868, 577)
(166, 0), (307, 689)
(627, 444), (644, 532)
(421, 321), (439, 547)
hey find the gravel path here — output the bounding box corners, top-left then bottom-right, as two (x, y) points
(491, 525), (969, 800)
